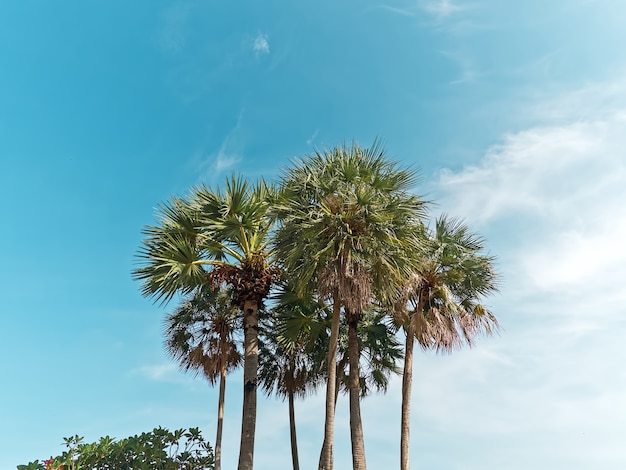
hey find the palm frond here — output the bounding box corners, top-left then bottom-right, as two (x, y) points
(396, 214), (500, 352)
(134, 174), (278, 306)
(163, 286), (242, 384)
(274, 141), (428, 314)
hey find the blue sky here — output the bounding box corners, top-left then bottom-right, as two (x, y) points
(1, 0), (625, 468)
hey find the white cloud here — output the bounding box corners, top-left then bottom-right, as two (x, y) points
(435, 106), (626, 298)
(522, 213), (626, 292)
(215, 148), (241, 172)
(420, 0), (468, 19)
(420, 78), (626, 467)
(526, 80), (626, 125)
(436, 120), (612, 222)
(252, 33), (270, 56)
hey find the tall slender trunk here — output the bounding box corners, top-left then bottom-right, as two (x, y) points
(401, 295), (425, 470)
(238, 300), (259, 470)
(319, 365), (341, 468)
(288, 390), (300, 470)
(348, 315), (366, 470)
(319, 293), (341, 470)
(215, 363), (227, 470)
(400, 330), (414, 470)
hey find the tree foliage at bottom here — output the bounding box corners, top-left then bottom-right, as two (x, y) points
(18, 427), (214, 470)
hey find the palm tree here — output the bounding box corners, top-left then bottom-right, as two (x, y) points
(134, 175), (279, 470)
(258, 288), (328, 470)
(395, 215), (499, 470)
(164, 285), (241, 470)
(349, 308), (403, 398)
(273, 142), (427, 470)
(316, 307), (403, 468)
(266, 294), (403, 470)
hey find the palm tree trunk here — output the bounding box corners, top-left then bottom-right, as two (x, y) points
(348, 315), (366, 470)
(215, 364), (227, 470)
(238, 300), (259, 470)
(319, 362), (342, 468)
(288, 390), (300, 470)
(319, 294), (341, 470)
(400, 329), (414, 470)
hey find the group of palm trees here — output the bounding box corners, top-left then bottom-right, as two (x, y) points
(133, 142), (499, 470)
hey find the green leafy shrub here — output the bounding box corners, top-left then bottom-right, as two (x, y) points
(18, 427), (214, 470)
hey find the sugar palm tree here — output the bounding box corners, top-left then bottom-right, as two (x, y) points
(274, 142), (427, 470)
(269, 295), (404, 470)
(350, 308), (403, 398)
(258, 287), (328, 470)
(315, 307), (403, 468)
(134, 175), (279, 470)
(395, 215), (499, 470)
(164, 285), (241, 470)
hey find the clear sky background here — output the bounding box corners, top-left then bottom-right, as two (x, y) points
(1, 0), (625, 468)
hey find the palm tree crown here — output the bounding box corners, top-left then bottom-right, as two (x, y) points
(274, 141), (426, 309)
(134, 175), (278, 306)
(164, 285), (241, 385)
(398, 214), (499, 351)
(259, 287), (328, 400)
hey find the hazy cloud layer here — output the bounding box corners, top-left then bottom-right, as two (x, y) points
(422, 78), (626, 467)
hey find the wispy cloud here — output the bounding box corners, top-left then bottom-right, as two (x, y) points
(373, 4), (416, 17)
(440, 49), (480, 84)
(196, 110), (246, 180)
(306, 129), (320, 146)
(436, 121), (606, 222)
(522, 207), (626, 293)
(210, 131), (242, 174)
(421, 78), (626, 467)
(158, 2), (193, 54)
(130, 363), (179, 381)
(435, 88), (626, 294)
(252, 32), (270, 57)
(420, 0), (468, 20)
(417, 0), (484, 36)
(215, 150), (240, 172)
(200, 143), (241, 179)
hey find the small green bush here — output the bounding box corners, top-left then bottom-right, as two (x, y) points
(18, 427), (214, 470)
